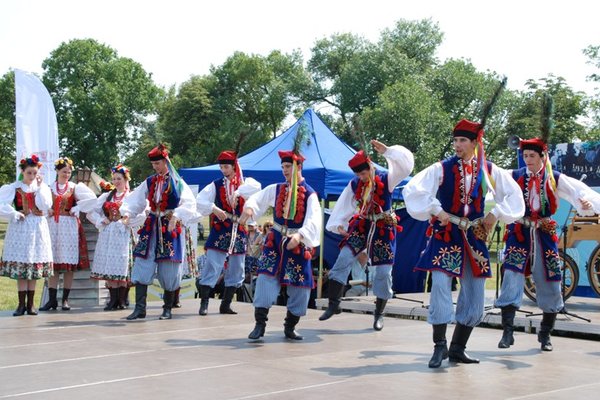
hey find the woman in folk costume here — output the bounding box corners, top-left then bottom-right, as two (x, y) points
(403, 77), (525, 368)
(40, 157), (96, 311)
(240, 149), (322, 341)
(495, 95), (600, 351)
(87, 165), (146, 311)
(0, 155), (53, 316)
(196, 150), (261, 316)
(121, 144), (196, 320)
(320, 140), (414, 330)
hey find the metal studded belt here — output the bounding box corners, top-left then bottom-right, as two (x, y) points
(272, 221), (299, 236)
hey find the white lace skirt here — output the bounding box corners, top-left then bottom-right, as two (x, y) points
(48, 215), (79, 265)
(90, 221), (132, 282)
(0, 214), (53, 279)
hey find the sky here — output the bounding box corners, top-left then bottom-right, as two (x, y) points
(1, 0), (599, 98)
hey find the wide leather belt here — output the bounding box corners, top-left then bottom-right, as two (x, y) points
(272, 221), (299, 236)
(224, 211), (240, 223)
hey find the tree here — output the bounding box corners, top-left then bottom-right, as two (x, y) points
(505, 75), (589, 145)
(158, 50), (310, 168)
(42, 38), (162, 173)
(583, 45), (600, 139)
(0, 71), (15, 184)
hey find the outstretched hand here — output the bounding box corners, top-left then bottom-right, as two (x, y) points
(371, 139), (388, 155)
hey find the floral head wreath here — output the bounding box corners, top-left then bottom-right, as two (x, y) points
(99, 180), (116, 193)
(19, 154), (43, 170)
(54, 157), (74, 170)
(111, 164), (131, 181)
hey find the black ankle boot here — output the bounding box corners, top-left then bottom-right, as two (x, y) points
(284, 311), (303, 340)
(498, 306), (517, 349)
(248, 307), (269, 340)
(61, 288), (71, 311)
(104, 288), (119, 311)
(428, 324), (448, 368)
(26, 290), (38, 315)
(13, 291), (26, 317)
(319, 280), (344, 321)
(39, 288), (58, 311)
(373, 298), (387, 331)
(198, 285), (211, 316)
(448, 324), (479, 363)
(159, 290), (174, 320)
(126, 284), (148, 320)
(538, 312), (556, 351)
(220, 286), (238, 314)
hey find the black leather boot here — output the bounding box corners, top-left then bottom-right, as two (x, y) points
(26, 290), (38, 315)
(13, 291), (26, 316)
(173, 287), (181, 308)
(220, 286), (238, 314)
(126, 284), (148, 320)
(159, 290), (174, 320)
(373, 298), (387, 331)
(428, 324), (448, 368)
(117, 286), (128, 309)
(198, 285), (211, 316)
(448, 323), (480, 363)
(538, 312), (556, 351)
(498, 306), (517, 349)
(39, 288), (58, 311)
(284, 310), (303, 340)
(61, 288), (71, 311)
(248, 307), (269, 340)
(319, 279), (345, 321)
(104, 288), (119, 311)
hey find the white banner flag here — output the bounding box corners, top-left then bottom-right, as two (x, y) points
(15, 69), (60, 183)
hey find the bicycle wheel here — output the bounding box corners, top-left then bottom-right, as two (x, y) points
(586, 244), (600, 297)
(523, 249), (579, 302)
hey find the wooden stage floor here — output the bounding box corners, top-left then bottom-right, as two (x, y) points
(1, 296), (600, 399)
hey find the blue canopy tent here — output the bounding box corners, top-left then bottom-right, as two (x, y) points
(180, 109), (428, 295)
(179, 109), (404, 200)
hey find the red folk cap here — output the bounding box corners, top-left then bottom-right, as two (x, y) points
(520, 137), (548, 154)
(217, 150), (237, 165)
(278, 150), (305, 163)
(453, 119), (484, 140)
(348, 150), (371, 173)
(148, 144), (169, 161)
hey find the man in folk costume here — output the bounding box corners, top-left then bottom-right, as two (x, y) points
(320, 140), (414, 330)
(495, 96), (600, 351)
(240, 150), (322, 341)
(196, 150), (261, 315)
(121, 144), (196, 320)
(404, 114), (525, 367)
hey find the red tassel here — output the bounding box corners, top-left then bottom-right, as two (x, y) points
(171, 231), (177, 238)
(443, 232), (451, 243)
(396, 225), (403, 233)
(137, 228), (142, 235)
(304, 250), (312, 260)
(266, 240), (274, 248)
(426, 226), (433, 237)
(293, 247), (301, 255)
(434, 232), (442, 240)
(552, 234), (558, 243)
(379, 229), (384, 236)
(161, 226), (167, 233)
(177, 226), (182, 234)
(389, 231), (394, 240)
(215, 224), (221, 231)
(223, 221), (231, 228)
